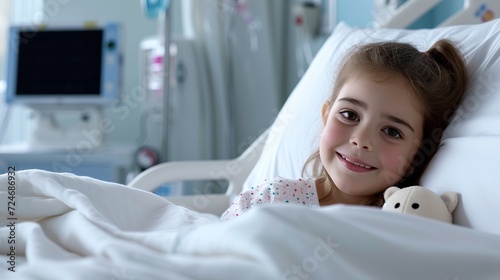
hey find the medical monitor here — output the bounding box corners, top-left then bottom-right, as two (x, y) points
(5, 22), (121, 106)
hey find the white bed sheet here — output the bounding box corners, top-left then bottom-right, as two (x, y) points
(1, 170), (500, 279)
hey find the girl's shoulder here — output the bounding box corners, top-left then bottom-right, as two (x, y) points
(250, 176), (316, 190)
(221, 176), (318, 221)
(273, 176), (316, 187)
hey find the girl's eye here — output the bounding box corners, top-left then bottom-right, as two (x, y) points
(383, 127), (403, 139)
(340, 111), (359, 121)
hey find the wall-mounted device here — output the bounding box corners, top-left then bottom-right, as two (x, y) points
(439, 0), (499, 26)
(377, 0), (500, 29)
(320, 0), (336, 35)
(4, 22), (122, 147)
(293, 0), (337, 36)
(5, 22), (121, 106)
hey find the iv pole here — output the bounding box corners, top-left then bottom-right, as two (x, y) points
(160, 6), (172, 163)
(140, 0), (171, 163)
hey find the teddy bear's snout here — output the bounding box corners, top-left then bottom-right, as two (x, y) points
(393, 202), (420, 210)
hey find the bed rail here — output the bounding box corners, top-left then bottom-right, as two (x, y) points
(127, 129), (269, 215)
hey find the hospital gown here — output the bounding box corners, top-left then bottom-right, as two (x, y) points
(220, 176), (320, 221)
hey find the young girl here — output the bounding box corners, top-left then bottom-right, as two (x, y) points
(221, 39), (468, 221)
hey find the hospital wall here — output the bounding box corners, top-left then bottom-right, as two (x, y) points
(42, 0), (465, 151)
(2, 0), (466, 167)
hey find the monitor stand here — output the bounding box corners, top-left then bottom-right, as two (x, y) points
(29, 106), (105, 149)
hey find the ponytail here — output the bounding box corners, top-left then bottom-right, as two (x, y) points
(426, 39), (469, 124)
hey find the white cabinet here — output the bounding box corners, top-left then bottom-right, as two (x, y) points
(0, 144), (136, 184)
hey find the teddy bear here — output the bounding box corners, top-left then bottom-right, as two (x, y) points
(382, 186), (459, 224)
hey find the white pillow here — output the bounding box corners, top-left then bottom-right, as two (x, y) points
(244, 19), (500, 235)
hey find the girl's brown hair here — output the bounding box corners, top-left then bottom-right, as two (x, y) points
(302, 39), (469, 206)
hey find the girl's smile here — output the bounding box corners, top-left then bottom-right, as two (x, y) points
(336, 152), (377, 172)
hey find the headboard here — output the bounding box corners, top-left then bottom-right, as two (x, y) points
(244, 19), (500, 235)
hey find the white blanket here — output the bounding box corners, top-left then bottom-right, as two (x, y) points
(1, 170), (500, 279)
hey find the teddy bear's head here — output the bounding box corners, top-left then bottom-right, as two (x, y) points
(382, 186), (459, 223)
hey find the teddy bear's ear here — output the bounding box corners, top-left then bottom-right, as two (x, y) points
(440, 192), (459, 213)
(384, 186), (400, 201)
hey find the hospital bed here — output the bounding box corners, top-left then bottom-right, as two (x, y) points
(2, 18), (500, 280)
(129, 17), (500, 233)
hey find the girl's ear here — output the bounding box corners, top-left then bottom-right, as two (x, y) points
(321, 101), (331, 126)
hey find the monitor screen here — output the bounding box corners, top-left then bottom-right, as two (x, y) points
(5, 22), (121, 106)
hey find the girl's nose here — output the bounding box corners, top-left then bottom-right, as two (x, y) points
(350, 128), (373, 151)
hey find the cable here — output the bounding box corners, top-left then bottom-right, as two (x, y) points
(299, 27), (315, 65)
(0, 105), (11, 144)
(135, 104), (162, 146)
(225, 0), (238, 158)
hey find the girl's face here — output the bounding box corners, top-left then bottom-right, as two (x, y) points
(320, 74), (424, 203)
